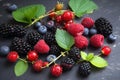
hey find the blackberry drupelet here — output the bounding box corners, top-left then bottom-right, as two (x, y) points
(61, 57), (75, 71)
(68, 46), (80, 62)
(0, 24), (15, 37)
(26, 31), (43, 46)
(0, 24), (26, 38)
(44, 31), (56, 45)
(95, 17), (113, 37)
(79, 61), (91, 77)
(10, 37), (32, 55)
(49, 45), (61, 55)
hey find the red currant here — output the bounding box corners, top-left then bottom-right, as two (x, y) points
(64, 20), (74, 29)
(7, 51), (19, 62)
(27, 51), (38, 62)
(50, 64), (62, 77)
(61, 11), (74, 22)
(33, 60), (43, 72)
(49, 10), (56, 20)
(55, 15), (62, 23)
(101, 46), (111, 56)
(42, 61), (49, 67)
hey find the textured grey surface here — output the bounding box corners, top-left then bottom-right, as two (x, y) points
(0, 0), (120, 80)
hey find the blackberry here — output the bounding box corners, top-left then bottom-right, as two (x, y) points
(79, 61), (91, 77)
(61, 57), (75, 71)
(0, 24), (26, 38)
(95, 17), (113, 37)
(49, 45), (61, 55)
(68, 46), (80, 62)
(26, 31), (43, 46)
(10, 37), (32, 55)
(0, 24), (15, 37)
(44, 31), (56, 45)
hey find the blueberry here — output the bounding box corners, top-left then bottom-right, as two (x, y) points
(46, 54), (56, 62)
(46, 20), (54, 29)
(38, 25), (47, 34)
(0, 45), (10, 56)
(83, 28), (89, 36)
(108, 34), (117, 42)
(35, 22), (42, 28)
(89, 28), (97, 35)
(8, 4), (18, 12)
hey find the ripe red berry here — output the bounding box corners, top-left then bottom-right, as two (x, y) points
(27, 51), (38, 62)
(42, 61), (49, 67)
(56, 15), (62, 23)
(61, 11), (74, 22)
(7, 51), (19, 62)
(49, 11), (56, 20)
(64, 20), (74, 29)
(33, 60), (43, 72)
(50, 64), (62, 77)
(101, 46), (111, 56)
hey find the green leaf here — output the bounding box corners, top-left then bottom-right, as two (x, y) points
(90, 56), (108, 68)
(80, 51), (87, 60)
(55, 29), (74, 50)
(12, 4), (46, 23)
(86, 53), (94, 61)
(14, 60), (28, 76)
(69, 0), (98, 17)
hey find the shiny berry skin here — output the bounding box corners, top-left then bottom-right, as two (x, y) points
(101, 46), (111, 56)
(83, 28), (89, 36)
(46, 20), (54, 29)
(27, 51), (38, 62)
(62, 11), (74, 22)
(64, 20), (74, 29)
(35, 22), (41, 28)
(108, 34), (117, 42)
(0, 45), (10, 56)
(50, 64), (62, 77)
(56, 15), (62, 23)
(7, 51), (19, 62)
(55, 2), (64, 11)
(42, 61), (49, 67)
(38, 25), (47, 34)
(46, 54), (56, 62)
(89, 28), (97, 36)
(33, 60), (43, 72)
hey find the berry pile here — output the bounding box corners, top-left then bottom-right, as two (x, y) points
(0, 1), (116, 78)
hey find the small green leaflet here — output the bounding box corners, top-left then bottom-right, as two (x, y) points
(55, 29), (74, 50)
(80, 51), (87, 60)
(12, 4), (46, 23)
(14, 60), (28, 76)
(69, 0), (98, 17)
(90, 56), (108, 68)
(86, 53), (94, 61)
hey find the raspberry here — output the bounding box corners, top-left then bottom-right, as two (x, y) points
(50, 64), (62, 77)
(34, 39), (50, 54)
(7, 51), (19, 62)
(27, 51), (38, 62)
(49, 45), (61, 55)
(0, 24), (26, 38)
(81, 17), (94, 28)
(10, 37), (32, 55)
(61, 57), (75, 71)
(79, 61), (91, 77)
(95, 17), (112, 37)
(90, 34), (104, 48)
(44, 32), (56, 45)
(26, 31), (43, 46)
(68, 46), (80, 62)
(74, 35), (88, 49)
(33, 60), (43, 72)
(67, 23), (84, 36)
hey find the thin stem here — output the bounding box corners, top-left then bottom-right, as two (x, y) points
(18, 58), (27, 63)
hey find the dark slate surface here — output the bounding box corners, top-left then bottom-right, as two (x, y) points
(0, 0), (120, 80)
